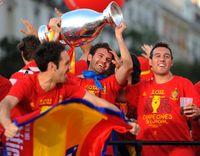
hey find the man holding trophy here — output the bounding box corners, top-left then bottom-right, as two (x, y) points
(36, 2), (132, 105)
(42, 3), (135, 155)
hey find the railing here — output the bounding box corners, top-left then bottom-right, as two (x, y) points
(109, 140), (200, 156)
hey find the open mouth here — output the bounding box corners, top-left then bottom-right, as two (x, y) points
(98, 64), (105, 69)
(158, 64), (165, 68)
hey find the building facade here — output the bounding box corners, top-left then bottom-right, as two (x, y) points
(0, 0), (200, 63)
(122, 0), (200, 63)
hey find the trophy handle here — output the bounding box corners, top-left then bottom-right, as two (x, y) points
(103, 1), (123, 27)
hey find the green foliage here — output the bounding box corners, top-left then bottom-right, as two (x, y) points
(172, 62), (200, 84)
(124, 28), (159, 55)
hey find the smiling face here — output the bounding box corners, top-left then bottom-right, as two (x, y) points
(88, 48), (113, 74)
(54, 50), (70, 83)
(149, 47), (173, 76)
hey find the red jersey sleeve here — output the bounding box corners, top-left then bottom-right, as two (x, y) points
(0, 75), (12, 100)
(194, 81), (200, 95)
(181, 78), (200, 107)
(8, 78), (32, 101)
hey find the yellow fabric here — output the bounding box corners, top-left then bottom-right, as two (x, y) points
(140, 69), (151, 76)
(47, 30), (55, 41)
(33, 103), (107, 156)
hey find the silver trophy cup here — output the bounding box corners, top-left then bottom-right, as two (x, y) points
(38, 1), (123, 46)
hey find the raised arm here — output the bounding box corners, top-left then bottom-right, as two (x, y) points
(83, 91), (121, 112)
(0, 96), (19, 138)
(48, 17), (62, 41)
(83, 91), (140, 135)
(141, 44), (153, 59)
(115, 22), (133, 86)
(20, 19), (38, 37)
(79, 43), (92, 61)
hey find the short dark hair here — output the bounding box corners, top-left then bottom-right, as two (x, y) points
(131, 54), (141, 84)
(150, 42), (173, 59)
(87, 42), (114, 65)
(17, 35), (40, 61)
(35, 42), (65, 71)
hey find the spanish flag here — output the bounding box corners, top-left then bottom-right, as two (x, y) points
(3, 98), (131, 156)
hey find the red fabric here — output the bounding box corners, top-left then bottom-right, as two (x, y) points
(8, 73), (86, 111)
(67, 74), (124, 156)
(68, 74), (122, 104)
(0, 75), (11, 101)
(9, 60), (40, 119)
(4, 123), (34, 156)
(5, 99), (130, 156)
(64, 0), (125, 12)
(0, 61), (39, 152)
(126, 76), (200, 156)
(0, 75), (11, 136)
(9, 60), (39, 85)
(169, 147), (195, 156)
(68, 47), (74, 61)
(67, 74), (123, 155)
(191, 120), (200, 156)
(80, 114), (131, 155)
(137, 56), (153, 81)
(195, 81), (200, 95)
(193, 81), (200, 156)
(68, 47), (76, 74)
(75, 60), (88, 76)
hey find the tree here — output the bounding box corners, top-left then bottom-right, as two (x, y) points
(124, 27), (159, 55)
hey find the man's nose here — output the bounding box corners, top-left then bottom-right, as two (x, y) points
(101, 57), (107, 63)
(159, 56), (165, 61)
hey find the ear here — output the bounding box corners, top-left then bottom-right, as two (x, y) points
(170, 60), (174, 67)
(87, 54), (92, 62)
(47, 62), (57, 72)
(149, 58), (152, 67)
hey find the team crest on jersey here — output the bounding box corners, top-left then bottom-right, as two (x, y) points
(170, 88), (178, 101)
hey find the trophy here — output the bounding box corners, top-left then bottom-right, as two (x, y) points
(38, 1), (123, 46)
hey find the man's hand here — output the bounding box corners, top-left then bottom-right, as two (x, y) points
(115, 22), (127, 39)
(54, 8), (63, 17)
(48, 17), (62, 41)
(128, 120), (140, 135)
(184, 103), (200, 118)
(4, 123), (19, 138)
(141, 44), (153, 59)
(110, 50), (121, 70)
(20, 19), (38, 37)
